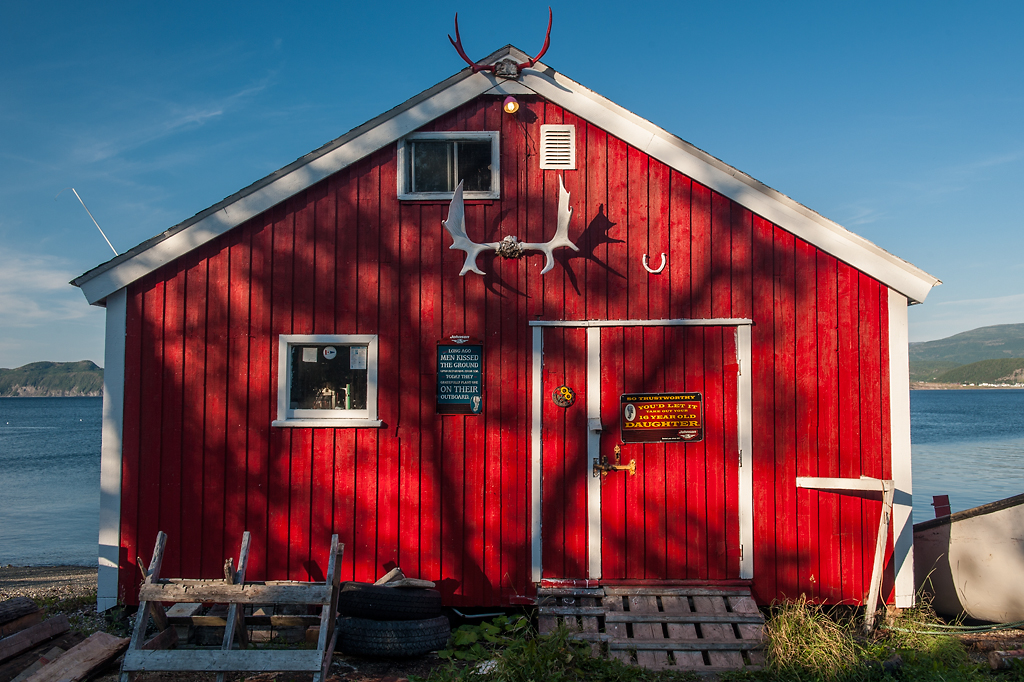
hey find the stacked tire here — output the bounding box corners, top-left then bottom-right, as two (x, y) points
(336, 583), (450, 657)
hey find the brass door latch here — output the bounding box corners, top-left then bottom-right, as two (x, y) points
(593, 444), (636, 481)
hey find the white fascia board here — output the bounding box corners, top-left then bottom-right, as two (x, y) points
(520, 70), (940, 304)
(76, 71), (500, 305)
(796, 476), (888, 492)
(888, 289), (915, 607)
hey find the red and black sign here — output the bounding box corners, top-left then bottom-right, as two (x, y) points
(620, 393), (703, 443)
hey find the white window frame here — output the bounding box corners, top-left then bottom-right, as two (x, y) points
(397, 131), (500, 201)
(273, 334), (382, 428)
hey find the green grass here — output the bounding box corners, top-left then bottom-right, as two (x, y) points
(418, 600), (1024, 682)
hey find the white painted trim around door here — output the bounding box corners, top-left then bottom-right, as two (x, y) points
(98, 289), (126, 612)
(530, 319), (754, 584)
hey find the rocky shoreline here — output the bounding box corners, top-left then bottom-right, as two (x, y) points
(0, 565), (96, 601)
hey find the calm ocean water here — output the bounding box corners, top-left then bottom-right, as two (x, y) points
(1, 392), (1022, 566)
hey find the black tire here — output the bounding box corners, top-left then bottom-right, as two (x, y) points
(337, 583), (443, 620)
(336, 615), (451, 657)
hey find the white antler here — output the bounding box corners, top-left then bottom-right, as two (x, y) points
(441, 176), (579, 276)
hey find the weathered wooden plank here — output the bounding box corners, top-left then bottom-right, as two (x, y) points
(730, 595), (766, 666)
(180, 615), (321, 627)
(0, 598), (40, 627)
(661, 594), (704, 669)
(579, 596), (600, 657)
(138, 583), (330, 605)
(25, 632), (128, 682)
(693, 595), (744, 668)
(629, 595), (669, 670)
(122, 649), (323, 672)
(0, 617), (70, 664)
(601, 594), (631, 665)
(0, 611), (44, 638)
(314, 536), (343, 682)
(603, 587), (751, 597)
(604, 613), (764, 624)
(535, 587), (604, 597)
(567, 634), (762, 651)
(537, 606), (605, 617)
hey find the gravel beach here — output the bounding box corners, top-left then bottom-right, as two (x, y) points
(0, 565), (96, 601)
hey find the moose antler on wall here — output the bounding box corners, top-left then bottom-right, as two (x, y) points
(442, 176), (579, 276)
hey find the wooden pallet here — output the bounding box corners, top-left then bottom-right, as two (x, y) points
(538, 586), (765, 673)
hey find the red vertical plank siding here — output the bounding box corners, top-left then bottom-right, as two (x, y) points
(377, 150), (401, 579)
(600, 327), (626, 579)
(268, 205), (294, 581)
(203, 246), (230, 577)
(119, 287), (143, 601)
(816, 252), (842, 603)
(136, 280), (165, 582)
(773, 228), (797, 598)
(794, 240), (818, 599)
(310, 182), (336, 575)
(355, 161), (380, 583)
(420, 203), (443, 585)
(112, 94), (902, 607)
(158, 267), (184, 578)
(858, 274), (883, 602)
(837, 262), (861, 602)
(750, 215), (776, 602)
(398, 200), (422, 580)
(246, 216), (272, 582)
(333, 171), (358, 582)
(225, 230), (252, 571)
(288, 194), (315, 579)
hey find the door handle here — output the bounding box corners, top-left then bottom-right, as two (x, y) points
(592, 445), (636, 480)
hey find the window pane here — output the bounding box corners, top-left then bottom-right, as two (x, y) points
(457, 141), (492, 192)
(289, 344), (367, 410)
(411, 141), (450, 193)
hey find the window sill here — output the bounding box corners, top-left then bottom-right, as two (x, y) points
(272, 419), (384, 429)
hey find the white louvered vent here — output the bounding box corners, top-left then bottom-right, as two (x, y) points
(540, 125), (576, 170)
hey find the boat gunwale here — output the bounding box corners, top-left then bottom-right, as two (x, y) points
(913, 491), (1024, 532)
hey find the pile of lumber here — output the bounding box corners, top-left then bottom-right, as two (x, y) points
(0, 596), (127, 682)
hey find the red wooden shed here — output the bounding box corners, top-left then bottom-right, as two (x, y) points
(75, 46), (939, 612)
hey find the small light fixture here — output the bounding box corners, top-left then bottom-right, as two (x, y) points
(502, 95), (519, 115)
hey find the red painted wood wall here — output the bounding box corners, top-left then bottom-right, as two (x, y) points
(117, 94), (893, 607)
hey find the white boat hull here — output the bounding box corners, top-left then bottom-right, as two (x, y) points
(914, 492), (1024, 623)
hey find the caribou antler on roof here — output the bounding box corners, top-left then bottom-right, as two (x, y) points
(442, 176), (578, 276)
(449, 8), (552, 77)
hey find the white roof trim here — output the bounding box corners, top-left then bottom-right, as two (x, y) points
(74, 46), (938, 305)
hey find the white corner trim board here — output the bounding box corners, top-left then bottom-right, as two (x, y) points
(888, 289), (914, 608)
(98, 288), (127, 612)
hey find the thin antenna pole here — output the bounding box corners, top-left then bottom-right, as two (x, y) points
(57, 187), (118, 256)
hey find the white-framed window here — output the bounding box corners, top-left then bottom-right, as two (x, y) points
(397, 131), (500, 200)
(273, 334), (381, 428)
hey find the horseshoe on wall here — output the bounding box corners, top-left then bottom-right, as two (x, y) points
(642, 253), (666, 274)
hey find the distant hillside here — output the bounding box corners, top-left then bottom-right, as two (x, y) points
(0, 361), (103, 397)
(910, 323), (1024, 365)
(933, 358), (1024, 385)
(909, 360), (962, 382)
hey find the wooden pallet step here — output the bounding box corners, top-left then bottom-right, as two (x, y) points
(603, 587), (752, 597)
(566, 633), (762, 651)
(536, 587), (605, 597)
(537, 606), (605, 616)
(605, 612), (764, 624)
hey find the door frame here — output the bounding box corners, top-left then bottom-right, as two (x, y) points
(530, 318), (754, 582)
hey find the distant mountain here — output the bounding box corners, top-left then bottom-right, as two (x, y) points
(933, 358), (1024, 385)
(0, 361), (103, 397)
(910, 323), (1024, 366)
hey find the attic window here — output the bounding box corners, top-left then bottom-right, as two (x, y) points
(539, 125), (576, 170)
(397, 132), (500, 200)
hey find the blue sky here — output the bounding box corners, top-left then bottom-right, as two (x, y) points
(2, 1), (1022, 368)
